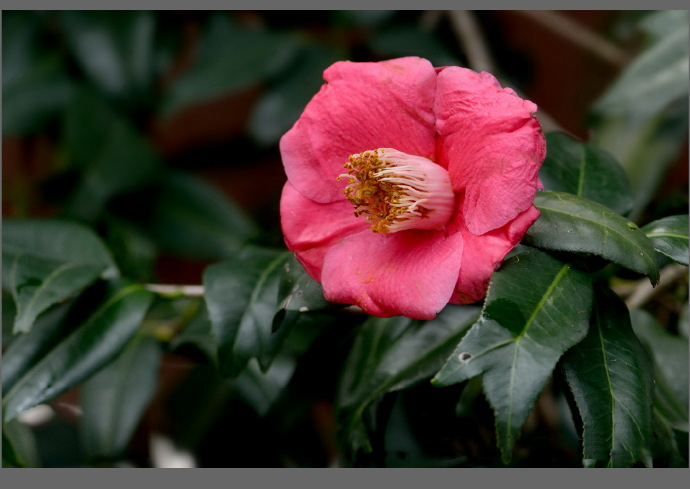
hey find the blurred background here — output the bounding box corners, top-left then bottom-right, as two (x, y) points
(2, 10), (688, 467)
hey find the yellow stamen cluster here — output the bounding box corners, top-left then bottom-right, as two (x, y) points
(337, 149), (432, 233)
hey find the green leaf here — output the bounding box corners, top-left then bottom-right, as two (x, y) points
(593, 13), (688, 121)
(590, 12), (689, 219)
(161, 14), (297, 118)
(59, 11), (156, 102)
(540, 132), (633, 215)
(640, 215), (689, 266)
(2, 419), (40, 468)
(2, 280), (154, 423)
(148, 172), (258, 260)
(336, 305), (480, 457)
(2, 219), (119, 334)
(432, 250), (593, 463)
(80, 333), (162, 462)
(2, 426), (25, 468)
(2, 54), (73, 136)
(2, 12), (72, 136)
(562, 287), (654, 468)
(65, 111), (161, 222)
(630, 309), (688, 415)
(2, 300), (74, 395)
(248, 45), (343, 146)
(278, 254), (329, 314)
(203, 247), (289, 378)
(368, 24), (460, 68)
(231, 356), (297, 417)
(524, 191), (660, 284)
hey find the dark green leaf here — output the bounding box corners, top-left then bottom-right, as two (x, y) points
(59, 11), (156, 101)
(63, 88), (119, 170)
(65, 115), (161, 222)
(2, 426), (25, 468)
(640, 215), (689, 266)
(2, 300), (74, 395)
(148, 172), (258, 260)
(593, 13), (688, 120)
(161, 14), (297, 117)
(80, 334), (162, 461)
(2, 281), (154, 423)
(278, 254), (329, 314)
(231, 356), (297, 417)
(432, 250), (593, 463)
(169, 304), (217, 363)
(337, 305), (480, 457)
(368, 24), (460, 68)
(2, 420), (40, 468)
(524, 191), (660, 284)
(562, 287), (654, 468)
(630, 309), (688, 414)
(540, 132), (633, 215)
(2, 219), (119, 334)
(204, 247), (290, 378)
(591, 12), (689, 219)
(248, 45), (343, 146)
(2, 12), (72, 136)
(2, 54), (73, 136)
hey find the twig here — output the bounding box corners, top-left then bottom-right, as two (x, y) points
(624, 264), (688, 309)
(144, 284), (205, 298)
(513, 10), (630, 68)
(448, 10), (495, 74)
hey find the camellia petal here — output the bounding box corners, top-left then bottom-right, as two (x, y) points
(279, 57), (545, 319)
(280, 57), (438, 204)
(435, 67), (545, 236)
(320, 230), (464, 320)
(280, 181), (369, 280)
(445, 197), (542, 304)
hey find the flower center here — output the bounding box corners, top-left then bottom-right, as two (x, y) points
(337, 148), (455, 233)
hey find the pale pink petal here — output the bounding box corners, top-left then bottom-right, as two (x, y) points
(320, 230), (464, 320)
(445, 196), (541, 304)
(280, 57), (438, 203)
(281, 181), (369, 280)
(435, 67), (545, 235)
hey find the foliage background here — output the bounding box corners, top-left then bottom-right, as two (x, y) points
(2, 10), (688, 468)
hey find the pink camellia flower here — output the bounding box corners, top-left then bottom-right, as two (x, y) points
(280, 56), (545, 320)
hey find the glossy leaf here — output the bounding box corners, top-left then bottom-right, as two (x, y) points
(204, 247), (290, 378)
(630, 309), (688, 414)
(80, 334), (162, 461)
(59, 11), (156, 101)
(2, 281), (154, 423)
(2, 12), (72, 136)
(2, 420), (40, 468)
(2, 300), (74, 395)
(65, 113), (162, 222)
(148, 172), (258, 260)
(593, 12), (688, 121)
(337, 305), (480, 457)
(2, 54), (73, 136)
(640, 215), (689, 266)
(2, 219), (119, 334)
(540, 132), (633, 215)
(524, 191), (660, 284)
(232, 356), (297, 417)
(591, 11), (689, 219)
(562, 287), (654, 468)
(248, 45), (343, 146)
(432, 250), (593, 463)
(161, 14), (297, 117)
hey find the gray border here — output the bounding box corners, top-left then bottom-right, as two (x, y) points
(1, 4), (688, 488)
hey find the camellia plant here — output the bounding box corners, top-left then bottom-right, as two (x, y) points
(2, 10), (688, 468)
